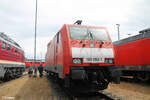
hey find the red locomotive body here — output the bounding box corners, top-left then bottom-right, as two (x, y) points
(45, 23), (120, 93)
(114, 28), (150, 80)
(0, 33), (25, 80)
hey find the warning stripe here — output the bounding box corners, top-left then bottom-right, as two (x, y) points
(0, 60), (25, 65)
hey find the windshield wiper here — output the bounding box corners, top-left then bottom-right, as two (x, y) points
(89, 31), (93, 40)
(79, 29), (94, 41)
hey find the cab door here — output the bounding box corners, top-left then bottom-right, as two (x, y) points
(54, 32), (60, 72)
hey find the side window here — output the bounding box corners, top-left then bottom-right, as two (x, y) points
(15, 48), (18, 53)
(7, 44), (11, 50)
(57, 32), (59, 43)
(1, 42), (6, 49)
(59, 32), (61, 42)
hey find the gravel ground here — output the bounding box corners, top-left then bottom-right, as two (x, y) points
(0, 75), (58, 100)
(0, 75), (150, 100)
(105, 82), (150, 100)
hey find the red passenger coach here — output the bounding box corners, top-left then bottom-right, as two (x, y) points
(0, 33), (25, 80)
(114, 28), (150, 81)
(45, 21), (120, 93)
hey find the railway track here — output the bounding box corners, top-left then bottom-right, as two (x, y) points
(120, 77), (150, 85)
(63, 88), (125, 100)
(0, 80), (3, 84)
(47, 75), (125, 100)
(64, 90), (114, 100)
(0, 77), (21, 87)
(0, 72), (28, 86)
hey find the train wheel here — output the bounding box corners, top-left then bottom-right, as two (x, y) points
(4, 72), (11, 81)
(97, 79), (109, 90)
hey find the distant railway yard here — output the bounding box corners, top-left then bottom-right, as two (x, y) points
(0, 75), (150, 100)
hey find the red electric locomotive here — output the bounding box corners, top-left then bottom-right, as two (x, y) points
(0, 33), (25, 80)
(114, 28), (150, 81)
(45, 21), (120, 93)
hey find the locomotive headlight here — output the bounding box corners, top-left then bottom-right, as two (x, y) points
(73, 58), (81, 64)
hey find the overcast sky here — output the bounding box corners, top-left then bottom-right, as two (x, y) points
(0, 0), (150, 59)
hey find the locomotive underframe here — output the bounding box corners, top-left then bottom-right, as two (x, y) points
(46, 66), (120, 93)
(65, 66), (120, 93)
(119, 65), (150, 81)
(0, 64), (25, 81)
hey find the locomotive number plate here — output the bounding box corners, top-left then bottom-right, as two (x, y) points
(83, 58), (104, 63)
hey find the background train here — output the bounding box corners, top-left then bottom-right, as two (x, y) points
(0, 33), (25, 81)
(45, 21), (120, 93)
(114, 28), (150, 81)
(25, 59), (45, 68)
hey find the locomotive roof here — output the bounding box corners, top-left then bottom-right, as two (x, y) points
(0, 32), (22, 49)
(139, 28), (150, 34)
(66, 24), (106, 29)
(113, 31), (150, 45)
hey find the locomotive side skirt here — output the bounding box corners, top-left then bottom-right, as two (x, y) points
(45, 64), (63, 78)
(117, 65), (150, 71)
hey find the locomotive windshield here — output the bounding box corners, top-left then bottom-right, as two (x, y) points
(69, 26), (110, 41)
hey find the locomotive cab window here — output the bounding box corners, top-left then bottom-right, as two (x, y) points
(57, 32), (59, 43)
(15, 48), (18, 53)
(69, 26), (110, 41)
(7, 44), (11, 50)
(1, 42), (6, 49)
